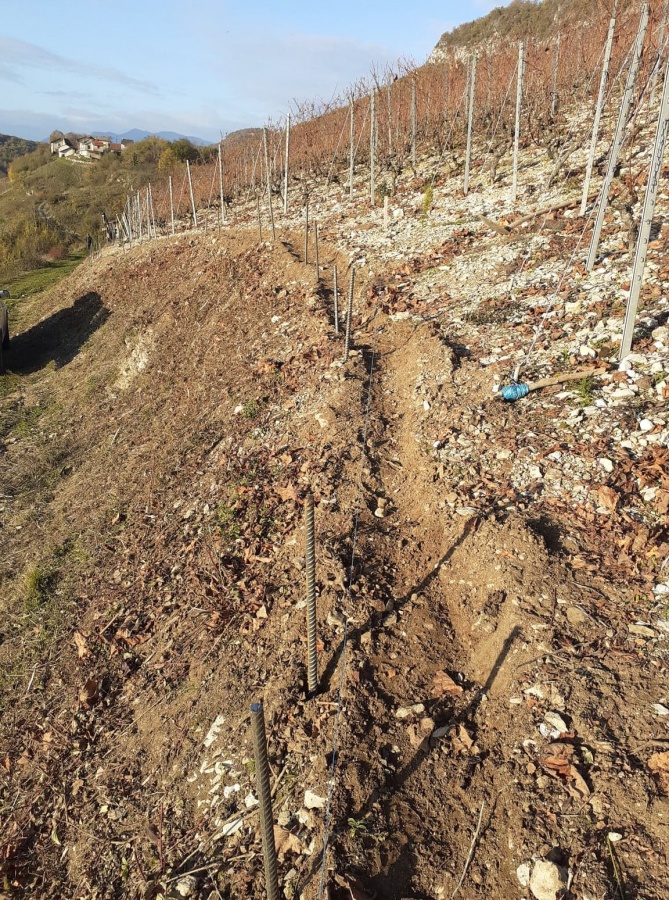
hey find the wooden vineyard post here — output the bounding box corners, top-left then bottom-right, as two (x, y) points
(333, 265), (339, 334)
(262, 128), (276, 243)
(186, 160), (198, 229)
(137, 191), (143, 242)
(314, 221), (319, 280)
(650, 0), (669, 107)
(344, 266), (355, 362)
(386, 81), (393, 157)
(384, 195), (389, 231)
(512, 41), (525, 204)
(256, 195), (262, 243)
(551, 30), (561, 119)
(304, 200), (309, 264)
(464, 56), (477, 196)
(581, 12), (617, 217)
(349, 95), (355, 200)
(284, 112), (290, 215)
(370, 88), (376, 206)
(411, 75), (417, 169)
(620, 56), (669, 359)
(168, 175), (175, 235)
(586, 2), (649, 272)
(218, 142), (225, 226)
(149, 184), (157, 237)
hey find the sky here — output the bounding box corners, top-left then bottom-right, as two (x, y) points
(0, 1), (510, 143)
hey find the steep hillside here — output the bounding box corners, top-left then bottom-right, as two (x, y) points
(0, 134), (40, 177)
(1, 2), (669, 898)
(430, 0), (635, 58)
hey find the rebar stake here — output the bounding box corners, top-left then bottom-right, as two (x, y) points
(333, 265), (340, 334)
(250, 702), (280, 900)
(305, 493), (318, 696)
(344, 266), (355, 362)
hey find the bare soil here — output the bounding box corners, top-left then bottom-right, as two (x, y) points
(1, 199), (668, 900)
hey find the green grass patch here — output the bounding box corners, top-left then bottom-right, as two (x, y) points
(0, 372), (20, 399)
(11, 401), (51, 437)
(3, 253), (85, 304)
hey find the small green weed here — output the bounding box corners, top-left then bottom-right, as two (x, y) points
(422, 183), (434, 221)
(348, 817), (369, 839)
(242, 399), (259, 419)
(215, 502), (241, 541)
(575, 376), (595, 407)
(23, 563), (59, 613)
(347, 815), (387, 843)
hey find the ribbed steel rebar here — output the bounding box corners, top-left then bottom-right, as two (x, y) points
(344, 266), (355, 361)
(333, 266), (339, 334)
(314, 222), (319, 279)
(305, 494), (317, 695)
(250, 702), (280, 900)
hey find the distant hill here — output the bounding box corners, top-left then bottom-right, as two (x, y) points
(114, 129), (211, 147)
(222, 128), (263, 148)
(0, 134), (41, 176)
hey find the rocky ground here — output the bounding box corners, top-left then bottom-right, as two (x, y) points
(1, 100), (668, 900)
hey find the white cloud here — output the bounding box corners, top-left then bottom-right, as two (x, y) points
(0, 36), (159, 94)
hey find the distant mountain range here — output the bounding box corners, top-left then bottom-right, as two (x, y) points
(112, 129), (211, 146)
(70, 128), (209, 147)
(40, 128), (212, 147)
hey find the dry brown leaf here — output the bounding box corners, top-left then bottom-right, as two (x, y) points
(333, 874), (373, 900)
(540, 743), (590, 797)
(648, 751), (669, 773)
(273, 825), (303, 859)
(596, 486), (619, 514)
(79, 678), (99, 706)
(648, 751), (669, 792)
(73, 631), (90, 659)
(276, 483), (298, 503)
(432, 670), (463, 697)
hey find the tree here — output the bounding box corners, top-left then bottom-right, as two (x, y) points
(171, 138), (199, 163)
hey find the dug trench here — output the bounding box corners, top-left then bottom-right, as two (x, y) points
(1, 230), (667, 900)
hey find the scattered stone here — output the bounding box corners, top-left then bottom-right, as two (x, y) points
(304, 790), (326, 810)
(598, 458), (614, 473)
(540, 711), (569, 739)
(516, 863), (531, 888)
(395, 703), (426, 719)
(174, 875), (198, 897)
(566, 606), (589, 626)
(529, 859), (568, 900)
(628, 623), (656, 638)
